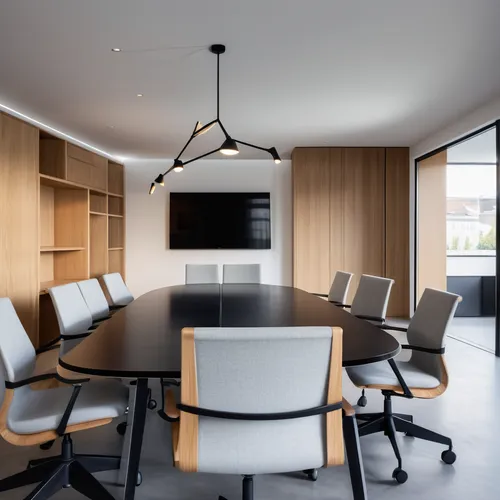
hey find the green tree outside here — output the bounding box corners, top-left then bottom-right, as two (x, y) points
(477, 227), (496, 250)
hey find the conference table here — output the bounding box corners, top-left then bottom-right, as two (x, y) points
(60, 284), (401, 500)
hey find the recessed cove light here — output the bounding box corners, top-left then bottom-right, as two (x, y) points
(137, 94), (144, 97)
(0, 103), (119, 161)
(111, 48), (121, 52)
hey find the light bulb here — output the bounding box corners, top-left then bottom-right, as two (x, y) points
(220, 137), (239, 156)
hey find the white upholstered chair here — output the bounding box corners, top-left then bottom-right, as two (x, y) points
(77, 279), (112, 323)
(348, 274), (395, 407)
(313, 271), (354, 304)
(48, 283), (96, 356)
(346, 288), (461, 484)
(185, 264), (219, 284)
(102, 273), (134, 307)
(350, 274), (394, 323)
(163, 326), (367, 500)
(0, 297), (129, 500)
(222, 264), (261, 284)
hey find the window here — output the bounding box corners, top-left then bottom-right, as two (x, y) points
(447, 164), (496, 256)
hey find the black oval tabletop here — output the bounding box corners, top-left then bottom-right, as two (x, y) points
(60, 284), (401, 378)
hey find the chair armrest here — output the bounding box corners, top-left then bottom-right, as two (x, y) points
(342, 398), (355, 417)
(355, 314), (384, 323)
(5, 372), (89, 390)
(56, 384), (82, 436)
(158, 389), (180, 422)
(377, 324), (408, 333)
(312, 293), (328, 298)
(109, 305), (126, 311)
(387, 359), (413, 398)
(401, 345), (445, 354)
(36, 336), (62, 354)
(165, 390), (180, 419)
(61, 331), (93, 341)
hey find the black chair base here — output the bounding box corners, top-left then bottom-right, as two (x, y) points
(219, 475), (254, 500)
(0, 434), (121, 500)
(357, 393), (455, 483)
(218, 415), (368, 500)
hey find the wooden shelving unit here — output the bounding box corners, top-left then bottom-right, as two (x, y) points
(108, 163), (125, 279)
(40, 246), (85, 252)
(38, 132), (126, 346)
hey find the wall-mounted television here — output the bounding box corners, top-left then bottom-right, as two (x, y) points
(169, 192), (271, 250)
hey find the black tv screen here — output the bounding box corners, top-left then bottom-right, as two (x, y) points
(169, 192), (271, 249)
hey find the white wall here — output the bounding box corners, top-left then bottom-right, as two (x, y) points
(411, 95), (500, 159)
(125, 159), (292, 298)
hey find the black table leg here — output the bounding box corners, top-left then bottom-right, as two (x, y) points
(123, 378), (148, 500)
(343, 415), (368, 500)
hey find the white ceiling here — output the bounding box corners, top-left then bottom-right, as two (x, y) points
(1, 0), (500, 160)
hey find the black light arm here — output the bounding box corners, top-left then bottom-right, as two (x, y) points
(235, 140), (281, 163)
(184, 148), (222, 165)
(234, 139), (269, 153)
(218, 119), (230, 139)
(175, 120), (213, 160)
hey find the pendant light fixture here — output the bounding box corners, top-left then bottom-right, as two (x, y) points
(150, 44), (281, 193)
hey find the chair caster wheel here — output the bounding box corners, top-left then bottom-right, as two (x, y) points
(116, 422), (127, 436)
(148, 399), (157, 410)
(357, 395), (367, 407)
(136, 471), (143, 487)
(303, 468), (318, 481)
(441, 449), (456, 465)
(40, 440), (55, 451)
(392, 468), (408, 484)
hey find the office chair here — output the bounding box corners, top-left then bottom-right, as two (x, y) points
(102, 273), (134, 307)
(344, 274), (395, 407)
(313, 270), (354, 304)
(48, 283), (97, 356)
(345, 288), (461, 483)
(162, 326), (367, 500)
(0, 298), (134, 500)
(185, 264), (219, 284)
(222, 264), (261, 284)
(77, 279), (113, 324)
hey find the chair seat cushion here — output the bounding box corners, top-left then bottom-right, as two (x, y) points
(346, 360), (441, 390)
(8, 379), (128, 435)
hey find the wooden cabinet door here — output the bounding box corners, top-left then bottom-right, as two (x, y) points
(0, 113), (39, 344)
(66, 144), (107, 190)
(292, 148), (331, 293)
(342, 148), (386, 302)
(67, 156), (92, 186)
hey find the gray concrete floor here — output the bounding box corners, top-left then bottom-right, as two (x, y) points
(0, 336), (499, 500)
(448, 317), (495, 352)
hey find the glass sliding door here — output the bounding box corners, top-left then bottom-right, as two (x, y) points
(416, 124), (498, 354)
(445, 129), (496, 351)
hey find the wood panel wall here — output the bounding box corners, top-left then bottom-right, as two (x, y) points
(385, 148), (410, 316)
(0, 113), (39, 343)
(292, 148), (332, 294)
(343, 148), (386, 303)
(417, 150), (447, 301)
(292, 146), (410, 317)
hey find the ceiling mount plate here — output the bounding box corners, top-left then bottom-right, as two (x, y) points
(210, 44), (226, 55)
